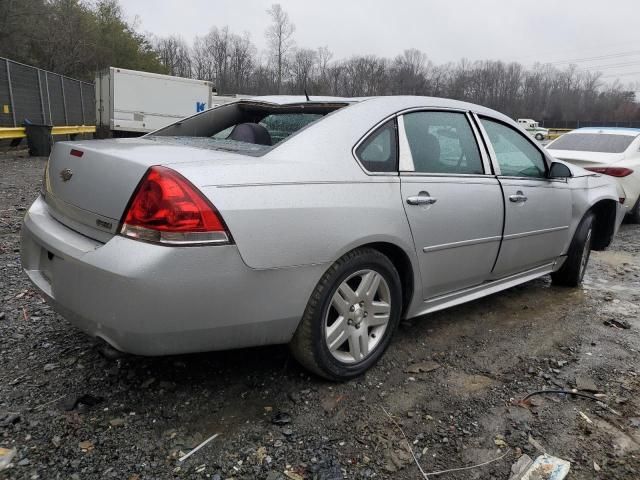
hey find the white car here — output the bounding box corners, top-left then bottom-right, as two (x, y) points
(547, 127), (640, 222)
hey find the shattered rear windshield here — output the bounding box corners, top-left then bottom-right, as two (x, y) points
(548, 133), (637, 153)
(262, 113), (323, 143)
(210, 113), (323, 147)
(146, 136), (268, 154)
(147, 101), (347, 155)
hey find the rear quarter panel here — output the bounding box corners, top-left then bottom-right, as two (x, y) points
(200, 178), (417, 270)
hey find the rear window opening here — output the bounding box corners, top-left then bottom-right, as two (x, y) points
(146, 101), (348, 155)
(548, 133), (637, 154)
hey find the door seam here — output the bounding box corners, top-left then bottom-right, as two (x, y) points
(491, 177), (507, 273)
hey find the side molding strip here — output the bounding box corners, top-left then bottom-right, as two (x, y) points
(503, 225), (568, 241)
(422, 235), (502, 253)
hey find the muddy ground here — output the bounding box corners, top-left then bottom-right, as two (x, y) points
(1, 151), (639, 480)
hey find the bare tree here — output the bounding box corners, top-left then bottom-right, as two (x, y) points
(326, 63), (344, 96)
(290, 48), (317, 92)
(316, 46), (333, 94)
(155, 35), (192, 77)
(265, 3), (295, 93)
(341, 56), (389, 96)
(228, 32), (255, 93)
(391, 49), (428, 94)
(205, 26), (231, 93)
(192, 34), (215, 81)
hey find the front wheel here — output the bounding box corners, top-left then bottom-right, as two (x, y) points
(551, 212), (594, 287)
(535, 133), (544, 141)
(289, 248), (402, 381)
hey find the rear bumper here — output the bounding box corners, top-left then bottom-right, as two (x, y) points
(21, 196), (321, 355)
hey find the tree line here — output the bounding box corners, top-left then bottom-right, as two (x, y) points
(0, 0), (165, 79)
(2, 1), (638, 123)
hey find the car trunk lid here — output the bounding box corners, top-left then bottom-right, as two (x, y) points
(547, 150), (625, 168)
(43, 138), (255, 242)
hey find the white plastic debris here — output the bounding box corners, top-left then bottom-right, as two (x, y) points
(177, 433), (220, 462)
(513, 454), (570, 480)
(509, 454), (534, 479)
(0, 447), (17, 471)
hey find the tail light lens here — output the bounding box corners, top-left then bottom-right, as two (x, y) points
(585, 167), (634, 177)
(119, 166), (231, 245)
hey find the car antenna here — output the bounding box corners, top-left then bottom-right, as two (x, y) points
(304, 88), (310, 102)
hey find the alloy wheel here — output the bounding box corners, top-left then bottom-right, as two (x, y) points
(324, 269), (392, 364)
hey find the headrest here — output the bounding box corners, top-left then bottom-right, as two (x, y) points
(226, 123), (272, 146)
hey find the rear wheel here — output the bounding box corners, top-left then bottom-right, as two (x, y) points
(535, 133), (544, 141)
(551, 212), (594, 287)
(289, 248), (402, 381)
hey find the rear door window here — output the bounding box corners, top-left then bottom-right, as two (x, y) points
(402, 111), (484, 175)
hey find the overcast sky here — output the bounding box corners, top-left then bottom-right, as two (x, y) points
(121, 0), (640, 85)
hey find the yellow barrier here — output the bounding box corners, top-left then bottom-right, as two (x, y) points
(52, 125), (96, 136)
(0, 127), (26, 140)
(0, 125), (96, 140)
(547, 128), (573, 141)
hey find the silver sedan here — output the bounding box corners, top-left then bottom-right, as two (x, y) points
(21, 96), (624, 380)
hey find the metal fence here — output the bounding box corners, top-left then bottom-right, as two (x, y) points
(0, 57), (94, 128)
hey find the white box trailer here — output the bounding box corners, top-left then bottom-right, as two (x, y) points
(95, 67), (237, 137)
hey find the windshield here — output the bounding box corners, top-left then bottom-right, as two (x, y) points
(548, 133), (637, 153)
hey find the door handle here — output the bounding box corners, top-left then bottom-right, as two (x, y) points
(406, 191), (438, 206)
(509, 191), (528, 203)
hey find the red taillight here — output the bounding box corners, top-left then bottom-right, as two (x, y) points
(585, 167), (634, 177)
(70, 149), (84, 157)
(120, 166), (230, 245)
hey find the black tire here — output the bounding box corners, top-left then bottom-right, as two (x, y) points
(289, 248), (402, 381)
(535, 133), (544, 141)
(627, 196), (640, 224)
(551, 212), (594, 287)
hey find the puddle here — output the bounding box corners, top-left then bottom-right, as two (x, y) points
(592, 250), (639, 267)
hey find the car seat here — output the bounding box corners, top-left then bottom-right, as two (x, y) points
(227, 123), (273, 146)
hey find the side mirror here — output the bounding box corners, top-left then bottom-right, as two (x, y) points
(549, 162), (572, 179)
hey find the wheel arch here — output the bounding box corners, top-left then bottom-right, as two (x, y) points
(589, 199), (617, 251)
(356, 241), (416, 316)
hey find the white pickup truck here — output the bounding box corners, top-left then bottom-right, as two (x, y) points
(517, 118), (549, 141)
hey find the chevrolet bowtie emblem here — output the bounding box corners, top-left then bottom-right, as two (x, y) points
(60, 168), (73, 182)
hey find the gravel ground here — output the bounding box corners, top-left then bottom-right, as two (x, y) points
(1, 150), (639, 480)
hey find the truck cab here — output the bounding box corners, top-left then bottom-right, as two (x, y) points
(517, 118), (549, 141)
